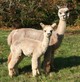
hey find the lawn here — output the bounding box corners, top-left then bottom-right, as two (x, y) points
(0, 29), (80, 82)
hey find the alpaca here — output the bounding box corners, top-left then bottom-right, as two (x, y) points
(8, 23), (56, 77)
(7, 6), (69, 74)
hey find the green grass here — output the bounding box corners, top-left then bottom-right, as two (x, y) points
(0, 30), (80, 82)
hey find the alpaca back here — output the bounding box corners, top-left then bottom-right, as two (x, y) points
(7, 28), (43, 46)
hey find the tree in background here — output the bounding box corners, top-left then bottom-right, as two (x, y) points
(67, 0), (80, 25)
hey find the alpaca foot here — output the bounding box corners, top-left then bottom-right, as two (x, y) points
(9, 68), (19, 77)
(32, 69), (40, 77)
(43, 61), (51, 74)
(36, 69), (40, 75)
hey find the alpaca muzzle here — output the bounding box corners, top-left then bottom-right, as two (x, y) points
(47, 33), (51, 37)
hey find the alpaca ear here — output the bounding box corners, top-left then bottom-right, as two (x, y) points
(57, 5), (61, 9)
(51, 23), (56, 28)
(67, 12), (70, 17)
(40, 23), (45, 28)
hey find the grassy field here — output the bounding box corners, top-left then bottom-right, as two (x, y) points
(0, 29), (80, 82)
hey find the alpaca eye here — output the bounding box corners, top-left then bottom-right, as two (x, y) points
(66, 11), (69, 14)
(59, 12), (62, 14)
(50, 30), (52, 33)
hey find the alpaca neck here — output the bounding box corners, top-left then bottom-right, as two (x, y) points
(41, 36), (50, 53)
(56, 19), (66, 35)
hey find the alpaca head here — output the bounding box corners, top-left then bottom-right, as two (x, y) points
(57, 6), (69, 21)
(40, 23), (56, 38)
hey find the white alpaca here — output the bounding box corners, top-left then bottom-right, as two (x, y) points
(7, 6), (69, 74)
(8, 23), (56, 77)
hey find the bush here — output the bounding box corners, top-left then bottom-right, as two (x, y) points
(0, 0), (80, 28)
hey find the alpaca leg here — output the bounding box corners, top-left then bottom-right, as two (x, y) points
(43, 47), (53, 74)
(15, 55), (24, 74)
(50, 53), (54, 71)
(8, 58), (17, 77)
(36, 58), (41, 75)
(8, 52), (12, 64)
(43, 55), (51, 74)
(32, 56), (40, 77)
(8, 53), (22, 77)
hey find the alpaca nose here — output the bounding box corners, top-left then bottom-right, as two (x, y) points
(63, 15), (66, 19)
(47, 33), (51, 36)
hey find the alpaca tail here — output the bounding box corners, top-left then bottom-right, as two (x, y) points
(7, 30), (15, 46)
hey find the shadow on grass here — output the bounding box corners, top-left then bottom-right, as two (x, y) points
(19, 65), (32, 74)
(53, 56), (80, 72)
(0, 58), (7, 64)
(18, 56), (80, 74)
